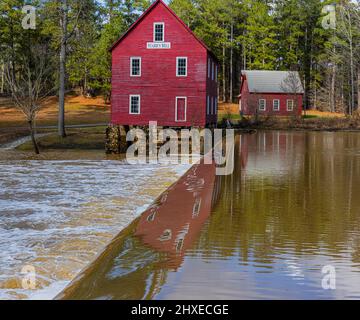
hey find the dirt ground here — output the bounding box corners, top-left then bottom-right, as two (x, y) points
(0, 95), (110, 145)
(305, 110), (345, 118)
(218, 102), (346, 119)
(219, 103), (239, 114)
(0, 95), (110, 129)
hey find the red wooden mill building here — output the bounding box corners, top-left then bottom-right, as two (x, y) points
(110, 0), (219, 128)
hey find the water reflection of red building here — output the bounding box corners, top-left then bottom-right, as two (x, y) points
(239, 132), (305, 173)
(58, 161), (222, 300)
(135, 163), (217, 269)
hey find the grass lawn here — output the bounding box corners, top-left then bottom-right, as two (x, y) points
(218, 112), (242, 122)
(16, 127), (107, 151)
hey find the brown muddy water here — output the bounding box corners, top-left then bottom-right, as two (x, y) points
(58, 131), (360, 300)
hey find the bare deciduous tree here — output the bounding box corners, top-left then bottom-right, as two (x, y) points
(337, 2), (359, 115)
(58, 0), (84, 138)
(247, 91), (261, 122)
(4, 46), (53, 154)
(281, 71), (304, 118)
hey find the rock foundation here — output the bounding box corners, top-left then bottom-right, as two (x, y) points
(105, 125), (128, 154)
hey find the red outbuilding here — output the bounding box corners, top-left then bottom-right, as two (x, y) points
(110, 0), (219, 128)
(239, 70), (304, 116)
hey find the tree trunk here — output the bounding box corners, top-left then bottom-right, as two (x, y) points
(341, 80), (344, 111)
(357, 69), (360, 112)
(28, 120), (40, 155)
(222, 44), (226, 102)
(330, 63), (336, 113)
(314, 80), (317, 110)
(84, 66), (88, 96)
(350, 40), (355, 115)
(229, 22), (233, 103)
(58, 0), (68, 138)
(243, 40), (247, 70)
(109, 0), (114, 23)
(0, 62), (4, 94)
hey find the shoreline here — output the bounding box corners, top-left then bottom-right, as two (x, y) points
(3, 123), (360, 150)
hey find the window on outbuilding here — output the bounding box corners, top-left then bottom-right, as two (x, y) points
(129, 95), (140, 114)
(273, 99), (280, 111)
(259, 99), (266, 111)
(154, 22), (164, 42)
(176, 57), (187, 76)
(287, 99), (294, 111)
(130, 57), (141, 77)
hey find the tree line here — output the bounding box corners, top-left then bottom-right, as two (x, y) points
(1, 0), (360, 143)
(171, 0), (360, 115)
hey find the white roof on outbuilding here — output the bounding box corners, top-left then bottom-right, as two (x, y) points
(242, 70), (304, 94)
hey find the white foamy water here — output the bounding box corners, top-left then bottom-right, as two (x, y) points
(0, 160), (190, 300)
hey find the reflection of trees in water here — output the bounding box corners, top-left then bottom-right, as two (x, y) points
(59, 132), (360, 300)
(193, 132), (360, 268)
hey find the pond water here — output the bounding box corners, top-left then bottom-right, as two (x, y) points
(0, 154), (190, 300)
(59, 131), (360, 300)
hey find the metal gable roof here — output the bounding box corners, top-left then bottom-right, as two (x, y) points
(242, 70), (304, 94)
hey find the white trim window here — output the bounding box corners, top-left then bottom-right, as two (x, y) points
(129, 95), (140, 114)
(192, 198), (202, 218)
(176, 57), (187, 77)
(258, 99), (266, 111)
(212, 62), (215, 81)
(287, 99), (294, 111)
(175, 97), (187, 122)
(273, 99), (280, 111)
(154, 22), (164, 42)
(130, 57), (141, 77)
(207, 96), (210, 114)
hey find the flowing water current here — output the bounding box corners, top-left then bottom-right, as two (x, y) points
(0, 155), (190, 300)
